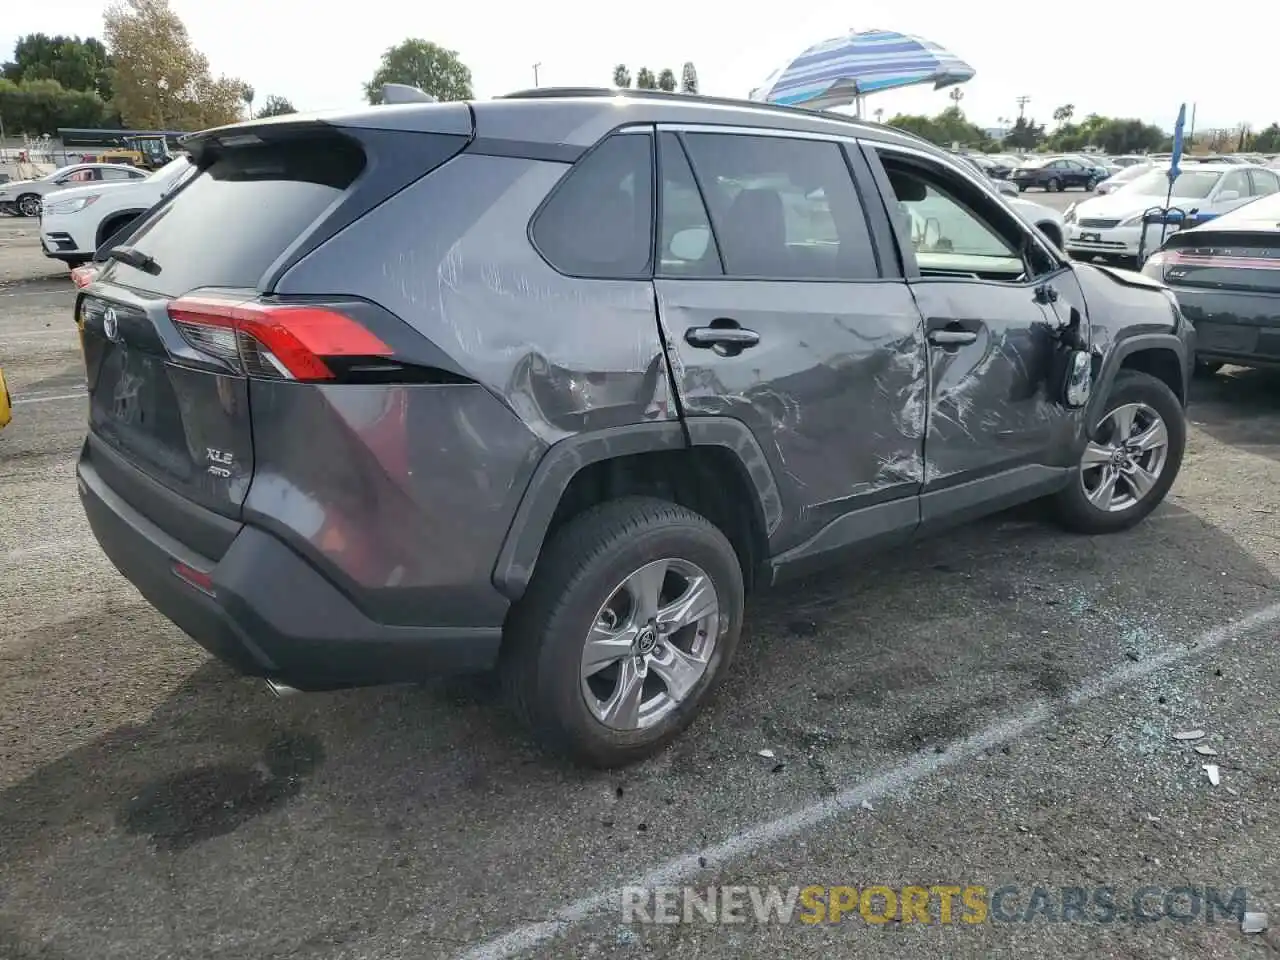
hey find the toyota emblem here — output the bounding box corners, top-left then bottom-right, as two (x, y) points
(103, 307), (119, 342)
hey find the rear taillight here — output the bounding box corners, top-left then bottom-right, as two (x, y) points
(167, 296), (392, 381)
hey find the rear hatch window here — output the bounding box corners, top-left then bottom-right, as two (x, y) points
(105, 135), (365, 297)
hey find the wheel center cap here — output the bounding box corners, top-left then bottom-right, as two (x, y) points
(636, 627), (657, 656)
(1111, 448), (1129, 467)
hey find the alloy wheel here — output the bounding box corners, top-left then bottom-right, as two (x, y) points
(18, 195), (41, 217)
(580, 557), (720, 731)
(1079, 402), (1170, 513)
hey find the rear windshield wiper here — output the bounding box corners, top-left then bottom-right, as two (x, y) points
(109, 246), (161, 275)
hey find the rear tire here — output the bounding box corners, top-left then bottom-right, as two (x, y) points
(1046, 177), (1062, 193)
(500, 496), (745, 768)
(1051, 370), (1185, 535)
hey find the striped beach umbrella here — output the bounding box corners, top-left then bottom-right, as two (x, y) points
(750, 29), (975, 112)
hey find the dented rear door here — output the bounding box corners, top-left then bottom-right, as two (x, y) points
(653, 128), (926, 555)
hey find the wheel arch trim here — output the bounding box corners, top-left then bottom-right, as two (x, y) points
(1090, 332), (1189, 420)
(491, 418), (782, 601)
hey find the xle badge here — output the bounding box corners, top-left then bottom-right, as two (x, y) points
(206, 448), (233, 478)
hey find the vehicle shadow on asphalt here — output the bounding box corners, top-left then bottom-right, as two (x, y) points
(1189, 367), (1280, 463)
(1, 502), (1274, 867)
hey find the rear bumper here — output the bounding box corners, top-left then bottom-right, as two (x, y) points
(77, 446), (503, 690)
(1170, 286), (1280, 368)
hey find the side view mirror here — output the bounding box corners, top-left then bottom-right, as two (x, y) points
(1216, 189), (1240, 202)
(669, 226), (710, 261)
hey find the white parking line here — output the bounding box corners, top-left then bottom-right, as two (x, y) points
(11, 391), (86, 405)
(453, 600), (1280, 960)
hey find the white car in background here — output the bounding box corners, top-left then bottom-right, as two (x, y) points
(1062, 162), (1280, 260)
(0, 162), (147, 217)
(39, 156), (195, 267)
(1093, 162), (1153, 194)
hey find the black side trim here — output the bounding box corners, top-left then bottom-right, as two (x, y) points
(467, 137), (584, 163)
(492, 422), (687, 599)
(491, 417), (786, 600)
(919, 463), (1071, 534)
(682, 417), (784, 538)
(1091, 332), (1190, 418)
(768, 496), (918, 585)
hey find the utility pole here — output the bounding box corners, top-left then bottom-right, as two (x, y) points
(1188, 102), (1197, 152)
(1015, 95), (1030, 120)
(533, 63), (541, 87)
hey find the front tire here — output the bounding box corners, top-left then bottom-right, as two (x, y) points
(500, 497), (745, 768)
(1051, 370), (1185, 534)
(16, 194), (41, 217)
(1046, 177), (1062, 193)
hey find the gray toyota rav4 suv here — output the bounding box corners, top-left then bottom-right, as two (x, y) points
(76, 88), (1194, 767)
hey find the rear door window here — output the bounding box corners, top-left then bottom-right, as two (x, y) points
(532, 132), (654, 278)
(106, 135), (366, 298)
(657, 133), (722, 277)
(1249, 169), (1280, 196)
(679, 133), (877, 280)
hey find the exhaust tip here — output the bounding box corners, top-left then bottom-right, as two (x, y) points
(265, 679), (301, 698)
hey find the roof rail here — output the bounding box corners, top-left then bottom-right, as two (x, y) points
(496, 86), (937, 150)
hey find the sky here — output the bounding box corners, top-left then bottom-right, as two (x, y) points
(3, 0), (1274, 135)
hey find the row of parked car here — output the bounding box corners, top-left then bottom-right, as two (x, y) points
(0, 155), (194, 267)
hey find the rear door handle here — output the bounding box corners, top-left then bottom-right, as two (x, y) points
(925, 316), (982, 347)
(684, 324), (760, 351)
(928, 329), (978, 346)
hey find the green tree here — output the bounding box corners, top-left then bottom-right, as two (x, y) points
(886, 106), (993, 150)
(612, 64), (631, 88)
(1252, 123), (1280, 152)
(680, 62), (698, 94)
(0, 77), (114, 135)
(635, 67), (657, 90)
(657, 68), (676, 92)
(364, 39), (472, 104)
(3, 34), (114, 101)
(1043, 114), (1165, 154)
(256, 94), (296, 118)
(104, 0), (246, 129)
(1052, 103), (1074, 127)
(241, 83), (254, 117)
(1005, 115), (1046, 150)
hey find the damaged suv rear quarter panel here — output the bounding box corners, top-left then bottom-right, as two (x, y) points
(269, 148), (674, 625)
(1072, 263), (1190, 423)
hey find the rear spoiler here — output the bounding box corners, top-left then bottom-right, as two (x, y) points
(179, 87), (469, 163)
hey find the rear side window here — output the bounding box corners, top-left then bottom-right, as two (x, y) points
(680, 133), (877, 280)
(1249, 169), (1279, 196)
(532, 132), (653, 278)
(107, 135), (366, 297)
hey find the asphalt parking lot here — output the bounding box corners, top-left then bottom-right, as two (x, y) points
(1, 212), (1279, 960)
